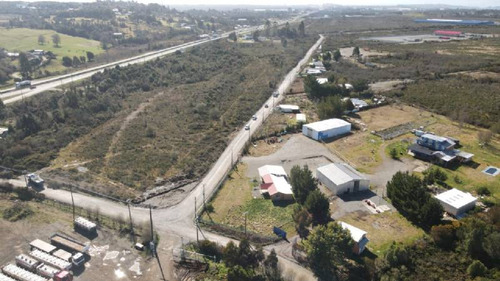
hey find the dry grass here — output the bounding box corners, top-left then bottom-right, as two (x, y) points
(340, 211), (425, 255)
(357, 104), (434, 131)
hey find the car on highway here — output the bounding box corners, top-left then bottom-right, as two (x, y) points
(252, 115), (257, 120)
(273, 91), (279, 97)
(244, 125), (250, 130)
(264, 104), (269, 108)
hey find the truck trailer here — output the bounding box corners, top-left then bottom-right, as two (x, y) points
(52, 249), (84, 268)
(15, 254), (40, 272)
(1, 264), (47, 281)
(74, 216), (97, 234)
(29, 250), (72, 271)
(29, 239), (56, 254)
(50, 233), (89, 254)
(35, 264), (59, 279)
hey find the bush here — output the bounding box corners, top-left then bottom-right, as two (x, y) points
(3, 203), (34, 221)
(476, 186), (491, 196)
(0, 182), (14, 193)
(197, 239), (224, 261)
(467, 260), (487, 278)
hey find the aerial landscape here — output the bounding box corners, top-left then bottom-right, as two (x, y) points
(0, 0), (499, 280)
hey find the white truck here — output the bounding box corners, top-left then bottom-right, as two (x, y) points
(1, 264), (47, 281)
(50, 234), (88, 267)
(29, 250), (72, 271)
(0, 272), (16, 281)
(74, 216), (97, 234)
(15, 80), (31, 89)
(35, 263), (59, 279)
(52, 249), (84, 269)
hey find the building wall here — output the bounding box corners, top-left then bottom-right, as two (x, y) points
(303, 123), (351, 141)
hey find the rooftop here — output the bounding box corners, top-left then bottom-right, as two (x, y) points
(435, 188), (477, 209)
(258, 165), (287, 178)
(317, 163), (366, 186)
(339, 221), (367, 243)
(278, 104), (300, 110)
(304, 118), (350, 132)
(267, 174), (293, 196)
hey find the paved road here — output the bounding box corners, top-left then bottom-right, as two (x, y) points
(3, 33), (323, 280)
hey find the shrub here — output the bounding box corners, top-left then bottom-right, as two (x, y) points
(3, 203), (34, 221)
(467, 260), (487, 278)
(197, 239), (224, 261)
(476, 186), (491, 196)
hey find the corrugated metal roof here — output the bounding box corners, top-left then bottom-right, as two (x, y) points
(258, 165), (287, 178)
(268, 175), (293, 196)
(339, 222), (367, 243)
(317, 163), (366, 186)
(304, 118), (350, 132)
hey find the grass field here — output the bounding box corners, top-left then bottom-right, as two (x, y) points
(0, 27), (103, 72)
(340, 211), (425, 255)
(203, 164), (297, 237)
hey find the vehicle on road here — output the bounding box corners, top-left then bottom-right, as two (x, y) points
(265, 104), (269, 108)
(244, 125), (250, 130)
(26, 174), (44, 188)
(273, 91), (279, 97)
(15, 80), (31, 89)
(252, 115), (257, 120)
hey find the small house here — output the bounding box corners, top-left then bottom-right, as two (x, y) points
(339, 222), (369, 254)
(316, 78), (328, 84)
(435, 188), (477, 218)
(258, 165), (293, 201)
(278, 104), (300, 113)
(408, 133), (473, 166)
(316, 163), (369, 195)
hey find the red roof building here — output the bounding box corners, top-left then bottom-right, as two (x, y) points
(434, 30), (463, 37)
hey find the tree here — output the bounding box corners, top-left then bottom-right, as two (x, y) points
(19, 52), (31, 77)
(253, 30), (260, 42)
(302, 222), (353, 281)
(352, 46), (360, 57)
(292, 205), (312, 238)
(317, 95), (344, 120)
(423, 167), (448, 185)
(86, 51), (95, 62)
(0, 100), (5, 119)
(430, 224), (458, 250)
(333, 50), (341, 62)
(228, 32), (237, 42)
(263, 249), (281, 281)
(323, 52), (331, 61)
(289, 165), (317, 204)
(298, 21), (305, 37)
(52, 34), (61, 47)
(478, 130), (493, 145)
(80, 56), (86, 63)
(304, 190), (330, 225)
(482, 232), (500, 260)
(328, 73), (335, 83)
(38, 34), (45, 45)
(72, 56), (81, 67)
(390, 147), (399, 160)
(386, 171), (443, 228)
(467, 260), (487, 278)
(352, 79), (368, 92)
(384, 242), (410, 268)
(62, 56), (72, 67)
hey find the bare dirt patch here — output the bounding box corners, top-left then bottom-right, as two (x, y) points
(357, 104), (434, 131)
(369, 79), (412, 94)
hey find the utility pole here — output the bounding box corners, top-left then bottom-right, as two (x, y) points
(203, 184), (206, 210)
(195, 197), (199, 244)
(127, 200), (135, 243)
(70, 186), (75, 223)
(244, 212), (248, 237)
(149, 206), (166, 281)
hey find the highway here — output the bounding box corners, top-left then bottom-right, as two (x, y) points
(1, 15), (322, 280)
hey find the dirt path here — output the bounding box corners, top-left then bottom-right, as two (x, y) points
(104, 90), (169, 166)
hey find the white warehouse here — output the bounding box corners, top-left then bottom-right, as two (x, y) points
(435, 188), (477, 218)
(316, 163), (369, 195)
(302, 118), (351, 141)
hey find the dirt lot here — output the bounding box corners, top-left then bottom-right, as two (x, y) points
(0, 199), (159, 281)
(357, 104), (434, 131)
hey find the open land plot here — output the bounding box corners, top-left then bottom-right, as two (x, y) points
(340, 211), (425, 254)
(202, 164), (298, 237)
(0, 28), (103, 73)
(0, 197), (159, 281)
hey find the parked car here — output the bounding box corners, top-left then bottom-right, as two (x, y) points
(252, 115), (257, 120)
(244, 125), (250, 130)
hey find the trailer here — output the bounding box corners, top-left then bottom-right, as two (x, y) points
(52, 249), (72, 262)
(29, 250), (72, 271)
(52, 249), (84, 268)
(0, 273), (16, 281)
(74, 216), (97, 234)
(29, 239), (56, 254)
(50, 233), (90, 254)
(35, 264), (59, 279)
(1, 264), (47, 281)
(15, 254), (40, 272)
(15, 80), (31, 89)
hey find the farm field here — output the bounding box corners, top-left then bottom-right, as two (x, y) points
(0, 27), (103, 72)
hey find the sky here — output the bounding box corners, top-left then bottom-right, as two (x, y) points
(18, 0), (500, 8)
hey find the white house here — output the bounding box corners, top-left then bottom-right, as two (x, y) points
(316, 163), (369, 195)
(435, 188), (477, 217)
(302, 118), (351, 141)
(258, 165), (287, 179)
(339, 222), (369, 254)
(278, 104), (300, 113)
(258, 165), (293, 201)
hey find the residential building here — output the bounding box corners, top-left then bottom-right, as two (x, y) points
(408, 133), (473, 166)
(302, 118), (351, 141)
(339, 222), (369, 254)
(316, 163), (369, 195)
(258, 165), (293, 201)
(435, 188), (477, 217)
(350, 98), (368, 109)
(316, 78), (328, 84)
